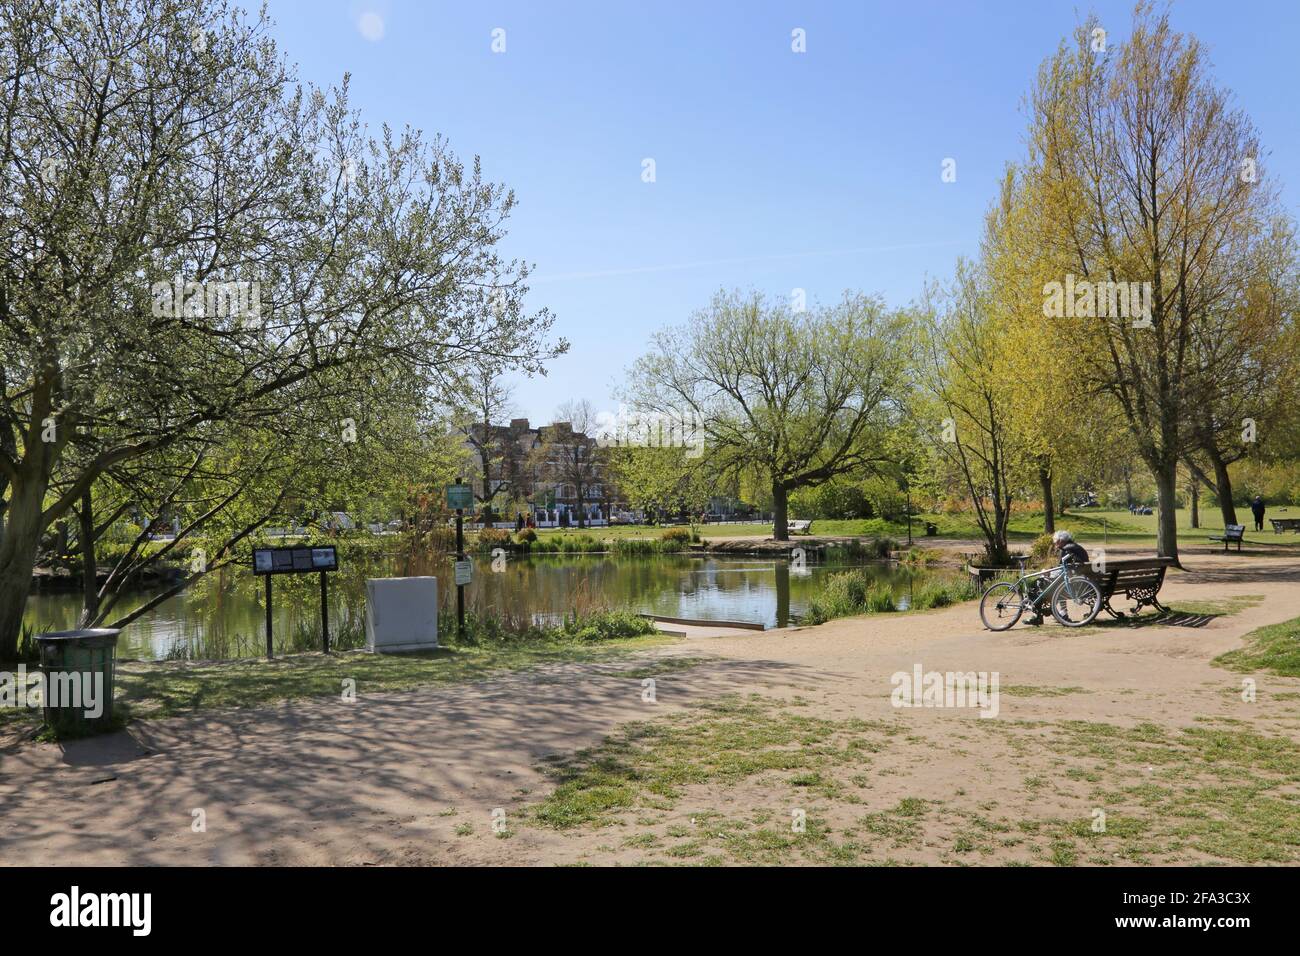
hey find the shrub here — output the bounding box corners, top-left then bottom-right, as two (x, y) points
(477, 527), (511, 550)
(660, 527), (692, 547)
(556, 534), (602, 553)
(800, 571), (975, 624)
(910, 578), (980, 610)
(865, 584), (896, 613)
(1029, 533), (1054, 564)
(514, 528), (538, 544)
(558, 609), (658, 642)
(613, 537), (658, 556)
(872, 536), (899, 559)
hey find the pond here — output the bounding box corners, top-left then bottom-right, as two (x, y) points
(23, 551), (957, 661)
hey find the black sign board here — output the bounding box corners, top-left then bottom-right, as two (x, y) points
(252, 545), (338, 576)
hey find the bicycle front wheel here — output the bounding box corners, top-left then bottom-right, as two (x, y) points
(980, 582), (1025, 631)
(1051, 578), (1102, 628)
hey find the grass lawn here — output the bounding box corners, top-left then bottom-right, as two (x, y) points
(798, 508), (1300, 551)
(1214, 615), (1300, 677)
(527, 508), (1300, 557)
(523, 692), (1300, 865)
(0, 633), (673, 738)
(531, 522), (763, 540)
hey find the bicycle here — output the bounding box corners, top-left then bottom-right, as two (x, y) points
(978, 557), (1102, 631)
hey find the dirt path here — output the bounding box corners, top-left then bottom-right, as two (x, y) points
(2, 551), (1298, 866)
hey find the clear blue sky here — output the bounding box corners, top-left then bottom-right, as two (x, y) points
(265, 1), (1300, 423)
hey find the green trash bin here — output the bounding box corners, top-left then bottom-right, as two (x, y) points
(35, 628), (121, 737)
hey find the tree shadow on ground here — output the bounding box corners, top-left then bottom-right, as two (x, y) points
(0, 653), (821, 866)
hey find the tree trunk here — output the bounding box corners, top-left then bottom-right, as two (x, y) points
(1039, 465), (1055, 536)
(79, 488), (99, 625)
(0, 480), (47, 661)
(1154, 462), (1181, 563)
(1189, 474), (1199, 529)
(576, 487), (586, 529)
(1208, 449), (1237, 527)
(771, 481), (789, 541)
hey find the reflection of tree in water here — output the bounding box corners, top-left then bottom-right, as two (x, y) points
(26, 545), (958, 659)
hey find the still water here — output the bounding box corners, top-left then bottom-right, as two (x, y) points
(24, 552), (945, 661)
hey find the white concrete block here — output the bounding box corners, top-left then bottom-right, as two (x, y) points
(365, 577), (439, 653)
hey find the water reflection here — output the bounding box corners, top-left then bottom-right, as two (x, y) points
(24, 552), (951, 660)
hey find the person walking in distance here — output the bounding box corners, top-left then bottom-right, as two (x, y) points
(1250, 495), (1266, 533)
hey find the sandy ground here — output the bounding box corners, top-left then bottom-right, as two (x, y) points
(2, 547), (1298, 866)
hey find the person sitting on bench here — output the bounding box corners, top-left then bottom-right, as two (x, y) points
(1027, 530), (1089, 625)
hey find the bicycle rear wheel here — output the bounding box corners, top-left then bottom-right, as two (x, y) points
(980, 582), (1025, 631)
(1051, 578), (1102, 628)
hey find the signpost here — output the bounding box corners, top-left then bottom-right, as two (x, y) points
(447, 480), (473, 639)
(454, 559), (473, 586)
(252, 545), (339, 657)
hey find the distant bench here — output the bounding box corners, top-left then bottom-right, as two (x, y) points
(1270, 517), (1300, 533)
(1208, 524), (1246, 553)
(787, 520), (813, 535)
(1079, 557), (1175, 619)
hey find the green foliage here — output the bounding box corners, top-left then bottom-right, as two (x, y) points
(789, 481), (873, 520)
(660, 527), (692, 545)
(802, 570), (976, 625)
(627, 289), (913, 539)
(476, 527), (512, 550)
(557, 610), (658, 642)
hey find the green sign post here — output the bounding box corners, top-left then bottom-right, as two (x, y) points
(446, 482), (474, 511)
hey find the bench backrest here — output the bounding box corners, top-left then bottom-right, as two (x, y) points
(1225, 524), (1245, 538)
(1078, 557), (1173, 596)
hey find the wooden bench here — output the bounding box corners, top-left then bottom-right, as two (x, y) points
(787, 520), (813, 534)
(1208, 524), (1246, 553)
(1269, 517), (1300, 533)
(1080, 557), (1175, 619)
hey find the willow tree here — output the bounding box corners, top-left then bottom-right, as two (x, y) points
(0, 0), (560, 659)
(1023, 8), (1281, 560)
(628, 290), (909, 541)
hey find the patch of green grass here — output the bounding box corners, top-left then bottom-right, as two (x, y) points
(532, 696), (837, 830)
(1214, 614), (1300, 677)
(529, 695), (889, 853)
(858, 799), (927, 848)
(988, 717), (1300, 863)
(1167, 595), (1264, 617)
(1001, 685), (1088, 698)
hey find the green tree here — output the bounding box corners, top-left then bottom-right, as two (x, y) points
(0, 0), (560, 659)
(629, 290), (909, 540)
(1023, 8), (1283, 560)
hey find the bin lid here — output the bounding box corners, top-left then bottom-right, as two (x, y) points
(34, 628), (121, 648)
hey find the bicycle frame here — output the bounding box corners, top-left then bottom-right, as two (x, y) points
(1012, 560), (1087, 613)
